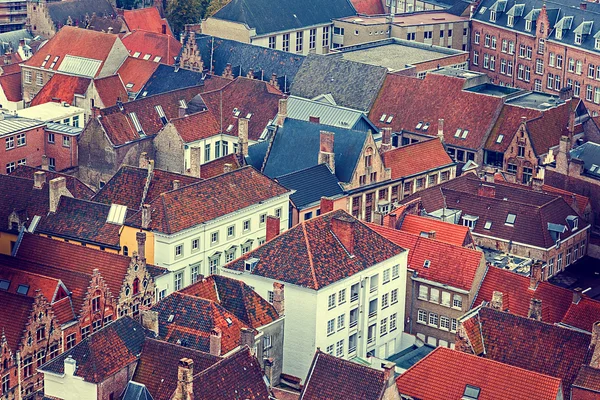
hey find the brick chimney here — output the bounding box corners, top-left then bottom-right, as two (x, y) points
(239, 327), (255, 349)
(573, 287), (583, 304)
(560, 86), (574, 101)
(309, 115), (320, 124)
(528, 298), (542, 321)
(139, 152), (149, 169)
(529, 262), (543, 290)
(320, 197), (335, 214)
(581, 2), (587, 10)
(140, 310), (158, 336)
(209, 327), (222, 356)
(264, 358), (275, 387)
(136, 231), (146, 260)
(275, 98), (287, 127)
(490, 291), (503, 311)
(272, 282), (284, 315)
(173, 180), (180, 190)
(387, 212), (398, 229)
(41, 155), (49, 171)
(33, 171), (46, 189)
(477, 183), (496, 198)
(174, 358), (194, 400)
(380, 127), (392, 153)
(437, 118), (444, 141)
(382, 362), (396, 389)
(188, 147), (201, 178)
(331, 214), (355, 255)
(372, 211), (384, 225)
(49, 177), (72, 213)
(179, 103), (187, 118)
(238, 117), (249, 157)
(318, 131), (335, 173)
(266, 216), (280, 242)
(590, 322), (600, 368)
(141, 204), (152, 229)
(555, 136), (571, 174)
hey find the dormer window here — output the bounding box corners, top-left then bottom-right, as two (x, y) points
(507, 15), (514, 27)
(490, 10), (496, 22)
(505, 213), (516, 225)
(462, 215), (478, 230)
(596, 38), (600, 50)
(525, 20), (532, 31)
(556, 30), (562, 40)
(245, 257), (259, 272)
(567, 215), (579, 231)
(575, 33), (582, 45)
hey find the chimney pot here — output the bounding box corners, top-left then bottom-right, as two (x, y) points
(382, 362), (396, 388)
(380, 127), (392, 153)
(33, 171), (46, 189)
(573, 287), (583, 304)
(173, 180), (180, 190)
(41, 155), (49, 171)
(581, 2), (587, 10)
(331, 214), (355, 255)
(387, 212), (398, 229)
(141, 204), (152, 229)
(209, 327), (222, 356)
(490, 291), (504, 311)
(266, 216), (280, 242)
(272, 282), (284, 315)
(176, 358), (194, 400)
(437, 118), (444, 141)
(528, 298), (542, 321)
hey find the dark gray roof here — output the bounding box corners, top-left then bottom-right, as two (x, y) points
(473, 0), (600, 54)
(138, 64), (208, 98)
(571, 141), (600, 178)
(246, 139), (270, 170)
(121, 382), (154, 400)
(191, 34), (305, 93)
(290, 54), (388, 112)
(276, 164), (344, 209)
(47, 0), (116, 29)
(212, 0), (356, 36)
(261, 118), (368, 183)
(0, 30), (33, 53)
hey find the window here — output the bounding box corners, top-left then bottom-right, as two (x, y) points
(36, 72), (43, 86)
(473, 50), (479, 66)
(453, 294), (463, 309)
(440, 316), (450, 330)
(328, 293), (336, 309)
(383, 269), (390, 284)
(309, 28), (316, 50)
(484, 34), (490, 47)
(348, 333), (357, 353)
(429, 288), (440, 303)
(424, 31), (433, 39)
(428, 312), (438, 327)
(175, 244), (183, 258)
(2, 374), (8, 393)
(370, 274), (378, 293)
(557, 253), (563, 270)
(92, 318), (102, 332)
(349, 308), (358, 328)
(538, 38), (545, 53)
(549, 52), (555, 67)
(5, 136), (14, 150)
(268, 36), (276, 49)
(47, 132), (55, 143)
(501, 39), (507, 52)
(351, 283), (359, 302)
(575, 81), (581, 97)
(406, 32), (416, 41)
(326, 344), (334, 355)
(442, 291), (451, 307)
(282, 33), (290, 52)
(548, 258), (555, 277)
(519, 44), (525, 57)
(507, 61), (513, 76)
(576, 60), (583, 75)
(508, 41), (515, 54)
(204, 143), (211, 162)
(474, 32), (480, 44)
(23, 357), (33, 378)
(556, 55), (563, 68)
(36, 326), (46, 342)
(5, 162), (15, 174)
(507, 15), (514, 26)
(391, 288), (398, 304)
(81, 325), (90, 339)
(595, 87), (600, 105)
(210, 256), (220, 275)
(61, 135), (72, 147)
(338, 289), (346, 304)
(211, 231), (219, 244)
(368, 299), (377, 318)
(191, 238), (200, 253)
(367, 324), (376, 344)
(526, 46), (532, 59)
(382, 293), (389, 309)
(337, 314), (345, 330)
(418, 285), (428, 300)
(174, 272), (183, 291)
(322, 26), (330, 47)
(392, 265), (399, 279)
(518, 64), (524, 80)
(327, 319), (335, 335)
(16, 133), (25, 147)
(260, 213), (267, 225)
(336, 339), (344, 357)
(66, 333), (76, 349)
(226, 225), (235, 238)
(268, 291), (274, 303)
(536, 59), (543, 74)
(191, 264), (199, 283)
(555, 74), (561, 90)
(296, 31), (303, 52)
(500, 59), (506, 74)
(91, 296), (100, 312)
(588, 85), (594, 101)
(581, 240), (586, 258)
(380, 317), (388, 336)
(451, 318), (458, 332)
(24, 70), (31, 83)
(417, 309), (427, 323)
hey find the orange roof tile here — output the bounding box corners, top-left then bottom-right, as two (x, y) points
(93, 75), (128, 107)
(399, 214), (471, 247)
(350, 0), (385, 14)
(382, 138), (453, 180)
(117, 56), (159, 94)
(30, 73), (91, 106)
(542, 184), (590, 215)
(121, 30), (181, 66)
(0, 263), (61, 301)
(0, 291), (35, 352)
(198, 153), (242, 179)
(561, 297), (600, 333)
(171, 110), (221, 143)
(0, 71), (22, 102)
(123, 7), (174, 37)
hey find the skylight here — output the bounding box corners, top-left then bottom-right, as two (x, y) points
(416, 121), (423, 129)
(454, 129), (462, 137)
(484, 221), (492, 230)
(226, 124), (234, 132)
(143, 54), (151, 60)
(0, 279), (9, 290)
(461, 130), (469, 139)
(386, 115), (394, 124)
(479, 6), (487, 14)
(246, 113), (253, 119)
(153, 56), (162, 63)
(496, 134), (504, 143)
(129, 112), (144, 135)
(126, 83), (134, 89)
(17, 284), (29, 295)
(463, 385), (481, 400)
(380, 114), (387, 122)
(155, 105), (167, 124)
(133, 52), (141, 58)
(590, 164), (599, 173)
(423, 260), (431, 268)
(505, 213), (516, 225)
(107, 204), (128, 225)
(422, 123), (430, 131)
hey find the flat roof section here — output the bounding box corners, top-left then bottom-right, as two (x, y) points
(336, 11), (468, 26)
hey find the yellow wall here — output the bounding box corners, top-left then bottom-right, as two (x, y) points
(38, 234), (121, 254)
(120, 225), (155, 264)
(0, 232), (17, 255)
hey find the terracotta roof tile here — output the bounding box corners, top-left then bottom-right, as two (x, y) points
(0, 174), (51, 234)
(396, 347), (563, 400)
(93, 74), (128, 107)
(0, 291), (35, 352)
(226, 210), (405, 290)
(170, 110), (222, 143)
(561, 297), (600, 333)
(382, 138), (454, 180)
(126, 166), (289, 234)
(30, 74), (91, 107)
(198, 153), (242, 179)
(484, 104), (542, 153)
(542, 184), (590, 216)
(10, 166), (95, 199)
(117, 56), (160, 94)
(300, 351), (386, 400)
(350, 0), (385, 14)
(398, 214), (472, 247)
(0, 71), (22, 102)
(573, 366), (600, 394)
(51, 296), (76, 326)
(0, 262), (61, 302)
(123, 8), (173, 36)
(527, 99), (577, 156)
(122, 30), (181, 65)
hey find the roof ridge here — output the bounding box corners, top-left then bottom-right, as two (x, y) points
(301, 222), (319, 290)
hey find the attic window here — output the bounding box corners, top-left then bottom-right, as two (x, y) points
(126, 83), (134, 89)
(386, 115), (394, 124)
(155, 105), (167, 125)
(484, 221), (492, 230)
(416, 121), (423, 130)
(422, 122), (430, 131)
(233, 108), (241, 117)
(41, 54), (50, 67)
(153, 56), (162, 63)
(225, 317), (233, 326)
(380, 114), (387, 122)
(461, 130), (469, 139)
(463, 385), (481, 400)
(245, 257), (259, 272)
(167, 314), (174, 323)
(0, 279), (9, 290)
(226, 124), (234, 132)
(17, 284), (29, 295)
(246, 113), (253, 119)
(454, 129), (462, 137)
(496, 134), (504, 143)
(590, 164), (599, 173)
(423, 260), (431, 268)
(133, 52), (141, 58)
(505, 213), (516, 225)
(143, 54), (151, 60)
(129, 112), (144, 135)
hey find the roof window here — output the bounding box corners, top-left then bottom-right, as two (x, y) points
(153, 56), (162, 63)
(380, 114), (387, 122)
(167, 314), (174, 323)
(17, 284), (29, 295)
(386, 115), (393, 124)
(590, 164), (599, 173)
(463, 385), (481, 400)
(179, 99), (187, 109)
(41, 54), (50, 67)
(133, 52), (141, 58)
(416, 121), (423, 130)
(126, 83), (134, 89)
(129, 112), (144, 135)
(496, 134), (504, 143)
(461, 130), (469, 139)
(233, 108), (241, 117)
(0, 279), (9, 290)
(143, 54), (151, 60)
(155, 105), (167, 125)
(505, 213), (516, 225)
(226, 124), (234, 132)
(423, 260), (431, 268)
(484, 221), (492, 230)
(107, 204), (128, 225)
(422, 122), (430, 131)
(246, 113), (253, 119)
(454, 129), (462, 137)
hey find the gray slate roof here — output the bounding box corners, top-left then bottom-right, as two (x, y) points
(138, 64), (209, 98)
(47, 0), (116, 29)
(212, 0), (356, 36)
(276, 164), (344, 209)
(121, 382), (154, 400)
(290, 54), (388, 112)
(571, 141), (600, 178)
(259, 117), (368, 183)
(0, 30), (33, 54)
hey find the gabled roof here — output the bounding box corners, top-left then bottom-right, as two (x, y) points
(350, 0), (385, 14)
(92, 165), (201, 211)
(93, 74), (128, 107)
(169, 110), (221, 143)
(25, 26), (119, 78)
(212, 0), (355, 36)
(39, 317), (146, 383)
(36, 196), (123, 249)
(131, 339), (221, 400)
(30, 73), (91, 106)
(260, 118), (368, 183)
(382, 138), (454, 180)
(126, 167), (290, 234)
(0, 263), (62, 302)
(0, 71), (22, 102)
(86, 13), (125, 34)
(198, 153), (243, 179)
(561, 296), (600, 333)
(276, 164), (344, 210)
(123, 7), (173, 36)
(198, 77), (284, 141)
(300, 351), (387, 400)
(181, 275), (280, 329)
(541, 184), (590, 215)
(291, 54), (388, 112)
(117, 57), (160, 94)
(573, 366), (600, 396)
(396, 347), (562, 400)
(226, 210), (405, 290)
(47, 0), (116, 31)
(138, 64), (230, 98)
(0, 174), (52, 234)
(398, 214), (472, 247)
(526, 99), (577, 156)
(458, 306), (592, 393)
(0, 290), (36, 353)
(570, 141), (600, 174)
(368, 223), (483, 291)
(150, 292), (252, 354)
(10, 166), (94, 199)
(483, 104), (541, 153)
(121, 30), (181, 66)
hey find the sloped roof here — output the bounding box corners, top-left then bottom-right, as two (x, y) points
(126, 167), (290, 234)
(300, 351), (387, 400)
(181, 275), (280, 329)
(541, 184), (590, 215)
(276, 164), (344, 209)
(573, 366), (600, 395)
(261, 118), (368, 183)
(120, 381), (154, 400)
(92, 165), (201, 211)
(291, 54), (388, 112)
(0, 71), (22, 102)
(121, 30), (181, 66)
(484, 104), (542, 153)
(10, 166), (95, 199)
(86, 13), (125, 34)
(198, 153), (242, 179)
(561, 297), (600, 333)
(399, 214), (472, 247)
(0, 262), (62, 303)
(212, 0), (355, 36)
(226, 210), (405, 290)
(47, 0), (116, 30)
(93, 74), (128, 107)
(170, 110), (221, 143)
(350, 0), (385, 14)
(382, 138), (454, 180)
(117, 57), (160, 94)
(526, 99), (578, 157)
(396, 347), (562, 400)
(30, 73), (91, 106)
(139, 64), (230, 98)
(0, 291), (36, 353)
(123, 7), (173, 36)
(39, 317), (146, 383)
(0, 174), (52, 234)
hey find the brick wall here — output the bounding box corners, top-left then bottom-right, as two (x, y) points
(0, 125), (45, 174)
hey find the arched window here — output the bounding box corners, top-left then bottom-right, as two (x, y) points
(123, 246), (128, 256)
(132, 278), (140, 295)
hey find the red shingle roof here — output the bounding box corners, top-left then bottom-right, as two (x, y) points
(93, 74), (128, 107)
(30, 73), (91, 106)
(121, 30), (181, 66)
(10, 166), (95, 199)
(561, 297), (600, 333)
(0, 262), (61, 302)
(123, 7), (173, 36)
(126, 167), (290, 234)
(573, 366), (600, 395)
(0, 291), (35, 352)
(350, 0), (385, 14)
(170, 110), (221, 143)
(396, 347), (563, 400)
(484, 104), (541, 153)
(542, 184), (591, 216)
(367, 223), (483, 291)
(117, 56), (159, 93)
(398, 214), (472, 247)
(382, 138), (453, 180)
(0, 71), (22, 102)
(226, 210), (405, 290)
(527, 99), (577, 156)
(0, 174), (51, 234)
(199, 153), (242, 179)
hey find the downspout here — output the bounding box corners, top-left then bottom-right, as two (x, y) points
(409, 269), (417, 334)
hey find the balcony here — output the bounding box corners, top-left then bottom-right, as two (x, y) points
(350, 293), (359, 302)
(368, 310), (377, 319)
(349, 319), (358, 329)
(367, 337), (375, 346)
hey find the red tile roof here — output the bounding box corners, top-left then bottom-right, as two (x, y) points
(181, 275), (280, 329)
(0, 291), (35, 352)
(0, 71), (22, 102)
(396, 346), (563, 400)
(527, 99), (577, 156)
(126, 167), (290, 234)
(458, 306), (592, 393)
(0, 174), (51, 234)
(226, 210), (405, 290)
(573, 366), (600, 395)
(561, 297), (600, 333)
(30, 73), (91, 106)
(542, 184), (591, 216)
(123, 7), (173, 37)
(367, 223), (483, 291)
(24, 26), (120, 78)
(350, 0), (385, 14)
(382, 138), (454, 180)
(0, 262), (62, 302)
(369, 73), (504, 150)
(171, 110), (222, 143)
(200, 77), (284, 141)
(199, 153), (242, 179)
(92, 165), (202, 211)
(93, 74), (128, 107)
(117, 56), (159, 94)
(300, 351), (387, 400)
(484, 104), (541, 153)
(121, 30), (181, 66)
(398, 214), (472, 247)
(10, 166), (95, 199)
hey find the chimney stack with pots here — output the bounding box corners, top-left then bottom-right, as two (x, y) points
(34, 171), (46, 189)
(273, 282), (284, 315)
(380, 127), (392, 153)
(477, 183), (496, 198)
(437, 118), (444, 141)
(238, 117), (249, 157)
(136, 231), (146, 260)
(139, 152), (149, 169)
(331, 215), (355, 255)
(529, 262), (543, 290)
(528, 298), (542, 321)
(239, 327), (255, 349)
(318, 131), (335, 173)
(573, 287), (583, 304)
(320, 197), (335, 214)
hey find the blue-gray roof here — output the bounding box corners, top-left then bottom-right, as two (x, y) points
(47, 0), (116, 29)
(121, 382), (154, 400)
(276, 164), (344, 209)
(0, 30), (32, 54)
(212, 0), (356, 36)
(138, 64), (210, 98)
(571, 141), (600, 178)
(260, 118), (368, 183)
(473, 0), (600, 54)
